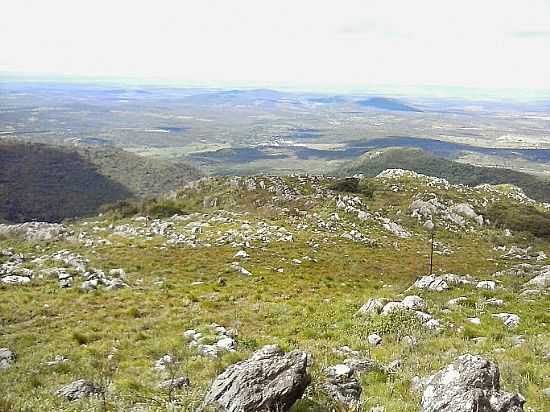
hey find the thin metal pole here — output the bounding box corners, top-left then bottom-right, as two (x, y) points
(429, 231), (435, 275)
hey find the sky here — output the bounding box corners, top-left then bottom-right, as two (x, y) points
(1, 0), (550, 93)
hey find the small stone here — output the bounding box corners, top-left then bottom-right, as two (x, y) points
(510, 335), (525, 346)
(493, 313), (520, 328)
(447, 296), (468, 307)
(367, 334), (382, 346)
(80, 279), (98, 291)
(424, 319), (441, 330)
(402, 335), (417, 347)
(215, 337), (236, 351)
(154, 354), (175, 370)
(381, 301), (405, 315)
(401, 295), (426, 310)
(486, 298), (504, 306)
(183, 330), (197, 340)
(385, 359), (401, 372)
(158, 376), (190, 390)
(326, 364), (353, 378)
(356, 298), (386, 315)
(55, 379), (102, 400)
(1, 275), (31, 285)
(467, 317), (481, 325)
(0, 348), (15, 369)
(476, 280), (496, 290)
(423, 220), (435, 231)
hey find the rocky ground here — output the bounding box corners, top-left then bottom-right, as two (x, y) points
(0, 171), (549, 411)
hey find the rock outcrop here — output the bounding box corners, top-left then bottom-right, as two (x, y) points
(0, 222), (68, 242)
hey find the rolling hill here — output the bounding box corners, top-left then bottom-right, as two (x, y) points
(339, 147), (550, 202)
(0, 141), (202, 223)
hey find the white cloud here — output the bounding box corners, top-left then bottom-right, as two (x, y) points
(1, 0), (549, 91)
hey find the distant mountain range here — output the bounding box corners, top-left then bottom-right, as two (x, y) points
(0, 141), (201, 222)
(356, 97), (422, 112)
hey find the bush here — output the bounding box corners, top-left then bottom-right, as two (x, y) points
(330, 177), (360, 193)
(485, 203), (550, 240)
(146, 200), (185, 219)
(101, 200), (139, 218)
(101, 198), (187, 219)
(330, 177), (376, 199)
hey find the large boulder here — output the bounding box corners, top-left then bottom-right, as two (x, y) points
(201, 345), (309, 412)
(421, 354), (524, 412)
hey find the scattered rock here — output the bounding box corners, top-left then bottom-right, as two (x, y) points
(0, 222), (68, 242)
(185, 324), (236, 358)
(412, 273), (473, 291)
(412, 275), (449, 292)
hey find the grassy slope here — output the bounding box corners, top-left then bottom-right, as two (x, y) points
(0, 141), (202, 223)
(1, 175), (549, 411)
(339, 147), (550, 203)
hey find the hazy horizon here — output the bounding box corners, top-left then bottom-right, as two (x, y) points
(2, 0), (550, 100)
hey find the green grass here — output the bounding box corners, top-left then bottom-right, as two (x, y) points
(1, 175), (549, 411)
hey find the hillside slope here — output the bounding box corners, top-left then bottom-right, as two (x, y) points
(0, 174), (549, 411)
(340, 147), (550, 202)
(0, 141), (202, 223)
